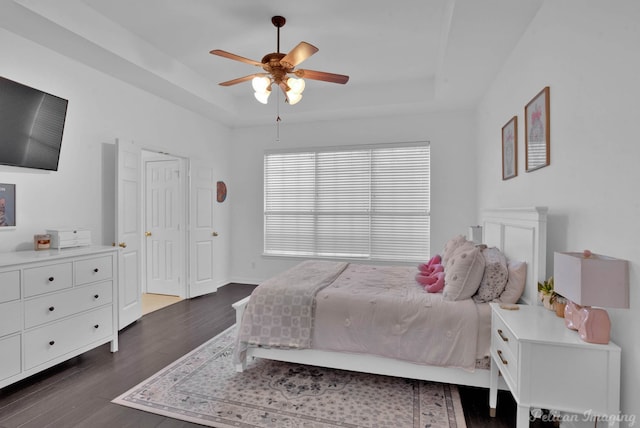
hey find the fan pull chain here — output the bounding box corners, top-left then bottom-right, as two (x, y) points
(275, 90), (281, 142)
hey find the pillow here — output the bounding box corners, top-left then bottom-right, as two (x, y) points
(441, 235), (469, 265)
(473, 247), (509, 303)
(443, 244), (485, 301)
(498, 260), (527, 304)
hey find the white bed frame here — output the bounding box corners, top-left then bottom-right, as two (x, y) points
(232, 207), (548, 389)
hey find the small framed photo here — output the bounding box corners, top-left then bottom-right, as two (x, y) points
(502, 116), (518, 180)
(525, 86), (550, 172)
(0, 183), (16, 228)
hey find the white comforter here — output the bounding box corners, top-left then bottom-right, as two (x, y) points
(312, 264), (480, 371)
(237, 262), (482, 371)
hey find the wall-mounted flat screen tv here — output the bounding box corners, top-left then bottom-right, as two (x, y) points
(0, 76), (68, 171)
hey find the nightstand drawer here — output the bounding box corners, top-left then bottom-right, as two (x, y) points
(491, 309), (519, 388)
(492, 332), (518, 386)
(493, 315), (518, 357)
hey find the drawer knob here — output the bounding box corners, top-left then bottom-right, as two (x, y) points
(49, 340), (55, 346)
(94, 324), (100, 329)
(49, 306), (55, 312)
(94, 294), (100, 299)
(48, 277), (55, 282)
(94, 268), (99, 273)
(498, 329), (509, 342)
(497, 350), (508, 366)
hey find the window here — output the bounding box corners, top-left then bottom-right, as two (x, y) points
(264, 142), (430, 261)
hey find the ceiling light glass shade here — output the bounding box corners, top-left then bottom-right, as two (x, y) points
(287, 92), (302, 105)
(254, 90), (271, 104)
(252, 75), (271, 93)
(287, 77), (305, 94)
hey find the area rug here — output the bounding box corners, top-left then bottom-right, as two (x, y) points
(112, 326), (467, 428)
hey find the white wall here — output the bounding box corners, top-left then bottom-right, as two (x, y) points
(229, 110), (477, 284)
(476, 1), (640, 423)
(0, 29), (232, 284)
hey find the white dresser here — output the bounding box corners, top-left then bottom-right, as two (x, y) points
(0, 246), (118, 389)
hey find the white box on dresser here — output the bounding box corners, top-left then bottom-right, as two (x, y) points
(489, 303), (621, 428)
(0, 246), (118, 389)
(46, 228), (92, 249)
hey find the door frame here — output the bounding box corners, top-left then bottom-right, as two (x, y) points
(141, 149), (189, 299)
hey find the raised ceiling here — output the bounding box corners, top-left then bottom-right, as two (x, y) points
(0, 0), (542, 127)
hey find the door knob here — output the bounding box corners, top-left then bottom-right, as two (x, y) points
(118, 242), (127, 248)
(212, 232), (219, 237)
(145, 231), (152, 237)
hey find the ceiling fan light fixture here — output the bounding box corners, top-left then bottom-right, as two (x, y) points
(254, 88), (271, 104)
(287, 77), (305, 94)
(287, 92), (303, 105)
(252, 75), (272, 93)
(211, 15), (348, 108)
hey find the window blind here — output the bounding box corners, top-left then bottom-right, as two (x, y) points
(264, 143), (430, 261)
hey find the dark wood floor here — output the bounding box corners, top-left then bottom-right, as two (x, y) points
(0, 283), (550, 427)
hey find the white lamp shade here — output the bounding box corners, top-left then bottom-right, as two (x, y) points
(554, 252), (629, 308)
(287, 92), (302, 105)
(287, 77), (305, 94)
(252, 76), (271, 92)
(254, 90), (270, 104)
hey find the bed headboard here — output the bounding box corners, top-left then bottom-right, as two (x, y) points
(482, 207), (548, 305)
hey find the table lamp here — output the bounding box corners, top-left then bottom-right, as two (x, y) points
(553, 250), (629, 344)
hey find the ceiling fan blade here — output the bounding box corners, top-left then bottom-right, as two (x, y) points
(219, 74), (259, 86)
(294, 69), (349, 84)
(281, 42), (318, 67)
(210, 49), (262, 66)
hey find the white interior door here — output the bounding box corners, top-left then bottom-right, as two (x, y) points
(189, 160), (219, 298)
(116, 139), (142, 330)
(144, 158), (183, 296)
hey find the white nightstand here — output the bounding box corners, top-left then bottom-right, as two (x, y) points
(489, 303), (621, 428)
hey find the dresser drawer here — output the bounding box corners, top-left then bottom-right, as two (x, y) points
(0, 300), (22, 337)
(24, 263), (73, 297)
(24, 305), (113, 370)
(0, 270), (20, 303)
(75, 256), (113, 285)
(24, 281), (113, 329)
(0, 335), (21, 381)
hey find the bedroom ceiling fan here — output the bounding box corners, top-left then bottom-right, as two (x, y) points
(210, 15), (349, 105)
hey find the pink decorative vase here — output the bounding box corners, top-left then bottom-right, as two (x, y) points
(564, 301), (583, 330)
(578, 307), (611, 344)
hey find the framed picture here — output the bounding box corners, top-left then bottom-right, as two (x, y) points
(0, 183), (16, 228)
(525, 86), (550, 172)
(502, 116), (518, 180)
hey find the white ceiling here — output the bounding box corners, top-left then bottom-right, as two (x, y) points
(1, 0), (542, 127)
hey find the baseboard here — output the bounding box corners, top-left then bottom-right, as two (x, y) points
(228, 276), (260, 286)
